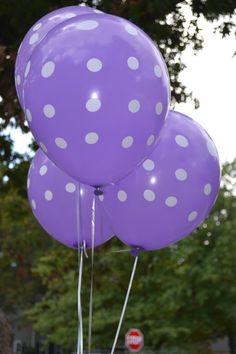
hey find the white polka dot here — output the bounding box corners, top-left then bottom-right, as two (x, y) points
(44, 190), (53, 201)
(128, 99), (140, 113)
(127, 57), (139, 70)
(86, 98), (101, 112)
(31, 199), (36, 210)
(147, 134), (155, 146)
(65, 13), (76, 19)
(77, 20), (98, 30)
(175, 168), (188, 181)
(99, 194), (104, 201)
(33, 22), (42, 31)
(43, 104), (55, 118)
(41, 61), (55, 78)
(16, 74), (21, 85)
(188, 211), (198, 222)
(165, 196), (177, 207)
(29, 33), (39, 45)
(154, 65), (162, 78)
(85, 132), (99, 144)
(204, 183), (212, 196)
(143, 159), (155, 171)
(65, 183), (76, 193)
(39, 165), (47, 176)
(125, 23), (138, 36)
(117, 190), (127, 202)
(144, 189), (156, 201)
(40, 142), (48, 153)
(122, 136), (134, 149)
(87, 58), (102, 72)
(155, 102), (163, 115)
(24, 61), (31, 78)
(27, 178), (30, 189)
(207, 140), (218, 158)
(175, 135), (189, 148)
(55, 137), (67, 149)
(26, 109), (32, 122)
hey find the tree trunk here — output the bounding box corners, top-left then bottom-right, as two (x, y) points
(228, 331), (236, 354)
(0, 309), (13, 354)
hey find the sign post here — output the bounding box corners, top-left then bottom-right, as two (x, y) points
(125, 329), (144, 352)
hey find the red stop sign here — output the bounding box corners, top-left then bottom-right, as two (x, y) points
(125, 329), (144, 352)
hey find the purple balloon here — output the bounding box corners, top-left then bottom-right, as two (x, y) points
(23, 12), (170, 186)
(27, 150), (113, 248)
(15, 6), (98, 108)
(100, 110), (221, 251)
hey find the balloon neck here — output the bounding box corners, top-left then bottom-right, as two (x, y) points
(94, 186), (103, 196)
(130, 248), (140, 257)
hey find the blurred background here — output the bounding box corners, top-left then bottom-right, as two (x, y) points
(0, 1), (236, 353)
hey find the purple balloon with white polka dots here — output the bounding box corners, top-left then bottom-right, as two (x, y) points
(27, 149), (113, 249)
(100, 110), (221, 251)
(15, 6), (98, 108)
(23, 12), (170, 186)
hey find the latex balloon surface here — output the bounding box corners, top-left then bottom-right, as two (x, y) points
(101, 110), (221, 250)
(15, 6), (96, 108)
(23, 12), (170, 186)
(27, 150), (113, 248)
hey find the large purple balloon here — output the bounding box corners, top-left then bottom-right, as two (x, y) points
(23, 12), (170, 186)
(15, 6), (98, 108)
(27, 150), (113, 248)
(100, 110), (221, 251)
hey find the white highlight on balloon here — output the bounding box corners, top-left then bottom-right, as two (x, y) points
(99, 194), (104, 201)
(175, 168), (188, 181)
(155, 102), (163, 115)
(204, 183), (212, 196)
(65, 13), (77, 19)
(175, 135), (189, 148)
(165, 196), (177, 207)
(77, 20), (99, 30)
(128, 99), (140, 113)
(154, 65), (162, 78)
(39, 165), (48, 176)
(26, 109), (32, 122)
(44, 190), (53, 201)
(16, 75), (21, 85)
(122, 136), (134, 149)
(39, 142), (48, 153)
(125, 24), (138, 36)
(27, 178), (30, 189)
(188, 211), (198, 221)
(43, 104), (55, 118)
(65, 183), (76, 193)
(85, 132), (99, 144)
(33, 22), (42, 31)
(29, 33), (39, 45)
(87, 58), (102, 72)
(143, 159), (155, 171)
(31, 199), (36, 210)
(55, 137), (67, 149)
(24, 61), (31, 78)
(41, 61), (55, 78)
(117, 190), (127, 202)
(207, 140), (218, 158)
(147, 134), (155, 146)
(127, 57), (139, 70)
(86, 98), (101, 112)
(144, 189), (156, 201)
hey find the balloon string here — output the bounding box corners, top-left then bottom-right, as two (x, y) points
(110, 252), (139, 354)
(88, 193), (96, 354)
(76, 182), (83, 354)
(77, 243), (84, 354)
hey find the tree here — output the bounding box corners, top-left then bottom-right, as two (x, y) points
(26, 160), (236, 354)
